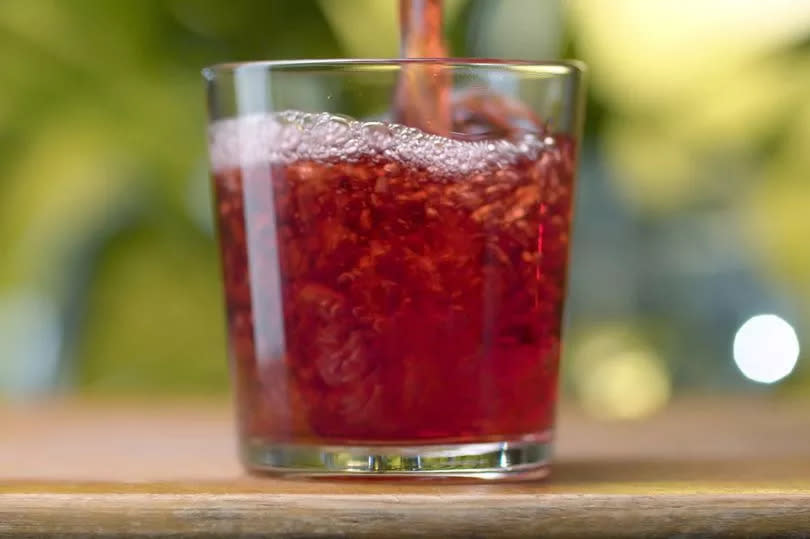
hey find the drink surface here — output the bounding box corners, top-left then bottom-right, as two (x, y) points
(211, 112), (576, 444)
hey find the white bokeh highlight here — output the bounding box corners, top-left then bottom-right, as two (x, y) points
(733, 314), (800, 384)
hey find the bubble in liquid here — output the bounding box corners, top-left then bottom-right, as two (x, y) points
(364, 122), (393, 153)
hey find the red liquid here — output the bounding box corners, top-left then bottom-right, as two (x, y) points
(212, 114), (576, 445)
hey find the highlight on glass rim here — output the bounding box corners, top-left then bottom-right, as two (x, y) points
(2, 0), (810, 534)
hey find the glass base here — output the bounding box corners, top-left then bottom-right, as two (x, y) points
(242, 433), (552, 480)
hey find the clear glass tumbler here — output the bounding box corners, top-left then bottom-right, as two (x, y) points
(204, 59), (585, 479)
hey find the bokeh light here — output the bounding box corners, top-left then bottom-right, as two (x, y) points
(570, 326), (671, 420)
(733, 314), (800, 384)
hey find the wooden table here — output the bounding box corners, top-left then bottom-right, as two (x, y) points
(2, 396), (810, 537)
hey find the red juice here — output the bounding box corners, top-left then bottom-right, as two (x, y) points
(210, 111), (576, 445)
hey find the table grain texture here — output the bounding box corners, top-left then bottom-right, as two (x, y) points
(2, 396), (809, 537)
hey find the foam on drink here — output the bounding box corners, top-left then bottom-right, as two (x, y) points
(208, 111), (551, 176)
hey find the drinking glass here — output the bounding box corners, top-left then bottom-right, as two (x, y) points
(204, 59), (585, 479)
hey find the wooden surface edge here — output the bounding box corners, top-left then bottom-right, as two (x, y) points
(2, 492), (810, 537)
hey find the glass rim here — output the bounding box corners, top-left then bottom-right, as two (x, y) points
(202, 57), (585, 80)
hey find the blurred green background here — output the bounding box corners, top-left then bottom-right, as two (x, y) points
(1, 0), (809, 420)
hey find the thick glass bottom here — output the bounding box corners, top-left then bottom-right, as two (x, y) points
(242, 432), (552, 480)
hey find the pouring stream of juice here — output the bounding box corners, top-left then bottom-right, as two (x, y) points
(395, 0), (543, 139)
(395, 0), (451, 135)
